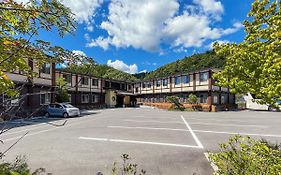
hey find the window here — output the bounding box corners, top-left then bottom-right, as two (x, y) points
(92, 79), (98, 86)
(142, 83), (146, 88)
(174, 76), (181, 85)
(63, 74), (72, 84)
(41, 63), (51, 74)
(128, 85), (131, 90)
(163, 79), (168, 86)
(105, 81), (110, 87)
(147, 82), (152, 88)
(199, 72), (209, 82)
(221, 95), (226, 104)
(40, 92), (51, 105)
(92, 94), (99, 103)
(183, 75), (190, 84)
(156, 80), (161, 87)
(81, 94), (89, 103)
(135, 87), (139, 93)
(199, 95), (208, 104)
(213, 95), (218, 104)
(81, 77), (89, 85)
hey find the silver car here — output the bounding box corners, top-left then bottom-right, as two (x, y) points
(45, 103), (80, 118)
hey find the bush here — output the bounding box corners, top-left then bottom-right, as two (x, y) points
(0, 156), (45, 175)
(208, 135), (281, 175)
(187, 94), (198, 104)
(166, 96), (185, 111)
(97, 154), (146, 175)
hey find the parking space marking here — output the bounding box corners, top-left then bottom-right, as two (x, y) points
(78, 137), (203, 149)
(188, 122), (267, 128)
(193, 129), (281, 138)
(108, 126), (188, 132)
(108, 125), (281, 138)
(181, 115), (204, 149)
(124, 119), (183, 124)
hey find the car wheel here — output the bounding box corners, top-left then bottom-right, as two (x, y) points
(268, 106), (274, 111)
(45, 112), (50, 118)
(63, 112), (69, 118)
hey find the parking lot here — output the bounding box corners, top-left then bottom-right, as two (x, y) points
(1, 108), (281, 175)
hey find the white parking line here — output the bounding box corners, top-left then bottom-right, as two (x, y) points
(181, 115), (204, 149)
(108, 126), (188, 132)
(108, 125), (281, 138)
(193, 129), (281, 138)
(78, 137), (202, 149)
(124, 119), (183, 124)
(3, 116), (105, 142)
(188, 122), (267, 128)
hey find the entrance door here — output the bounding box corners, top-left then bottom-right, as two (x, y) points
(116, 95), (124, 107)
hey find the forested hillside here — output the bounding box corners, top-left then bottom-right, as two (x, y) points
(59, 63), (138, 82)
(59, 51), (224, 82)
(142, 51), (225, 80)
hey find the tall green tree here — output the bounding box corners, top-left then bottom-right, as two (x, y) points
(55, 77), (69, 103)
(0, 0), (76, 96)
(214, 0), (281, 107)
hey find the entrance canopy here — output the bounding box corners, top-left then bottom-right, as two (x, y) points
(115, 90), (135, 96)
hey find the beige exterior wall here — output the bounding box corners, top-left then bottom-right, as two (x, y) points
(105, 90), (117, 107)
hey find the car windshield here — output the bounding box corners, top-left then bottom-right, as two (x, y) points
(63, 104), (74, 108)
(277, 100), (281, 105)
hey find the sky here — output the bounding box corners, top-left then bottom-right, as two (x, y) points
(18, 0), (253, 74)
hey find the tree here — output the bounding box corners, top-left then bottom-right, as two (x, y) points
(55, 77), (69, 103)
(0, 0), (76, 96)
(187, 94), (198, 104)
(166, 96), (185, 111)
(213, 0), (281, 107)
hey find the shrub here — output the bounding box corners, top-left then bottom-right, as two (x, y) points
(187, 94), (198, 104)
(97, 154), (146, 175)
(166, 96), (185, 111)
(208, 135), (281, 175)
(0, 156), (45, 175)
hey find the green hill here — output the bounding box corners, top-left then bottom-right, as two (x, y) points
(59, 63), (138, 82)
(142, 51), (225, 80)
(59, 51), (225, 82)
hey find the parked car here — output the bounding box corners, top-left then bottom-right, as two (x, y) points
(45, 103), (80, 118)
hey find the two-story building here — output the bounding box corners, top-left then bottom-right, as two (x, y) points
(134, 69), (236, 112)
(1, 65), (236, 117)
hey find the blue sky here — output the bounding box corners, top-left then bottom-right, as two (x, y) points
(33, 0), (252, 74)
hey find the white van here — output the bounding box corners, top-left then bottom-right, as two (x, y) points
(243, 93), (270, 111)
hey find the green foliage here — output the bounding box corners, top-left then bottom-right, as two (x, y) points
(187, 94), (198, 104)
(0, 156), (45, 175)
(166, 96), (185, 111)
(60, 62), (138, 82)
(98, 154), (146, 175)
(55, 77), (69, 103)
(144, 51), (225, 80)
(0, 0), (76, 95)
(209, 135), (281, 175)
(213, 0), (281, 107)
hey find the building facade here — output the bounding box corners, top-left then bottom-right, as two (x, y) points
(133, 69), (236, 112)
(1, 65), (236, 117)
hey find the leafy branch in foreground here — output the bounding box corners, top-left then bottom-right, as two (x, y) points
(213, 0), (281, 107)
(0, 0), (76, 95)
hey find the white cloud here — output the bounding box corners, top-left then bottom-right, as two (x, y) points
(107, 60), (138, 74)
(208, 40), (230, 49)
(139, 70), (148, 73)
(89, 0), (179, 51)
(163, 13), (243, 49)
(60, 0), (103, 23)
(193, 0), (224, 20)
(86, 37), (110, 50)
(72, 50), (87, 57)
(87, 0), (242, 52)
